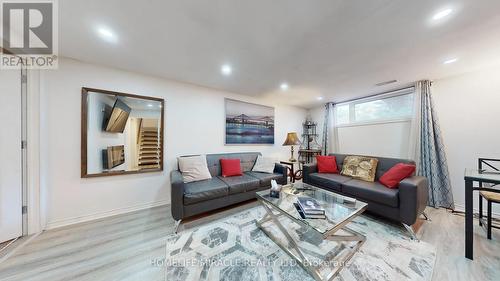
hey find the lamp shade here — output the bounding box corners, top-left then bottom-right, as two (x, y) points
(282, 132), (301, 146)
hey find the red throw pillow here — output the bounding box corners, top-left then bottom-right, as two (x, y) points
(316, 155), (339, 174)
(379, 163), (416, 189)
(220, 158), (242, 177)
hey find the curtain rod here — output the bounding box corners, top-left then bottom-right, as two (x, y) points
(328, 85), (415, 105)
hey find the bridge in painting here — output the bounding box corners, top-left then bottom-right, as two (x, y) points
(227, 114), (274, 128)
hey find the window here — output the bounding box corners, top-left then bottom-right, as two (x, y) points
(335, 89), (414, 126)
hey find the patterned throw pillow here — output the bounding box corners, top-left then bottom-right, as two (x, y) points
(341, 156), (379, 182)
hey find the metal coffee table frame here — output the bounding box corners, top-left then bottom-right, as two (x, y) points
(256, 192), (367, 281)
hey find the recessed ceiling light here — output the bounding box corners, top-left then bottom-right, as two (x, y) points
(443, 58), (458, 64)
(317, 97), (324, 101)
(221, 64), (232, 76)
(432, 8), (453, 21)
(147, 104), (153, 107)
(97, 26), (118, 43)
(280, 83), (289, 91)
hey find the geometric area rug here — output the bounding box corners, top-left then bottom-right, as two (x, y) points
(165, 206), (436, 281)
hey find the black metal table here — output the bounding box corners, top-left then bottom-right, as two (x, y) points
(463, 169), (500, 260)
(280, 160), (301, 183)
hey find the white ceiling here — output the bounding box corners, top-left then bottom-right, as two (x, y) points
(59, 0), (500, 108)
(119, 97), (162, 112)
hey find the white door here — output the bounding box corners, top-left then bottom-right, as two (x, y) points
(0, 68), (23, 243)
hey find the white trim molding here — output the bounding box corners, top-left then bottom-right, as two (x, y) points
(45, 200), (169, 230)
(454, 203), (500, 220)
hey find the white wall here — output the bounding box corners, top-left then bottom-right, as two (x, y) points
(40, 58), (307, 229)
(309, 106), (325, 144)
(432, 65), (500, 215)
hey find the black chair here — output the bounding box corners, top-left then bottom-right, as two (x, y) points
(478, 158), (500, 239)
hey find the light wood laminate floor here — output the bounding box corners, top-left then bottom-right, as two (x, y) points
(0, 203), (498, 281)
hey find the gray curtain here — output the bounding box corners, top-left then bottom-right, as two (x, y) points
(415, 80), (454, 209)
(321, 103), (335, 155)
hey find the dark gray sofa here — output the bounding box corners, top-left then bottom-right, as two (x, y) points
(171, 152), (287, 231)
(303, 153), (428, 238)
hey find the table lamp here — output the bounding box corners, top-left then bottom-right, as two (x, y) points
(282, 132), (301, 162)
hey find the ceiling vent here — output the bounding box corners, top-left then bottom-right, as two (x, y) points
(375, 80), (398, 87)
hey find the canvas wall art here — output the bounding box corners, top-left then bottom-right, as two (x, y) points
(225, 99), (275, 145)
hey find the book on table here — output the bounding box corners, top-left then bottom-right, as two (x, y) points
(296, 196), (326, 218)
(294, 203), (326, 219)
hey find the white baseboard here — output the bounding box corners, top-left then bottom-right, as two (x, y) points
(45, 200), (170, 230)
(453, 203), (500, 219)
(43, 200), (499, 230)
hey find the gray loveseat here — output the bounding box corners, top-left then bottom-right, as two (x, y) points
(171, 152), (287, 231)
(303, 153), (428, 238)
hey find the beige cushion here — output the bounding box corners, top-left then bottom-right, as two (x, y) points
(341, 156), (379, 182)
(178, 155), (212, 183)
(251, 155), (276, 174)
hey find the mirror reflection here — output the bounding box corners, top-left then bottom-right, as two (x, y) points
(83, 88), (163, 177)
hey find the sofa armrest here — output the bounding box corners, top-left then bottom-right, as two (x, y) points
(273, 163), (288, 185)
(399, 176), (429, 225)
(302, 163), (318, 184)
(170, 170), (185, 221)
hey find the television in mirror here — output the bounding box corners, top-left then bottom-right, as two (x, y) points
(102, 145), (125, 169)
(104, 99), (131, 133)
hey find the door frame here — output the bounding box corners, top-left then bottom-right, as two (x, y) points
(0, 66), (23, 244)
(21, 66), (28, 236)
(0, 65), (44, 246)
(26, 69), (44, 235)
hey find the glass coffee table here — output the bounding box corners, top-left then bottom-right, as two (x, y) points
(256, 182), (368, 281)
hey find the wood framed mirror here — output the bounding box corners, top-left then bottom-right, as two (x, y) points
(81, 87), (164, 178)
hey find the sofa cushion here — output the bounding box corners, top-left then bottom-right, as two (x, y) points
(183, 177), (229, 205)
(379, 163), (416, 189)
(317, 155), (339, 173)
(342, 179), (399, 207)
(375, 156), (416, 180)
(308, 173), (352, 192)
(245, 171), (282, 187)
(178, 155), (212, 183)
(251, 155), (276, 174)
(220, 158), (243, 177)
(218, 174), (260, 195)
(341, 156), (379, 182)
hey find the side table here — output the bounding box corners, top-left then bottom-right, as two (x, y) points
(280, 160), (302, 183)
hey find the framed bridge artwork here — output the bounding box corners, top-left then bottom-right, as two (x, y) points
(225, 98), (275, 145)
